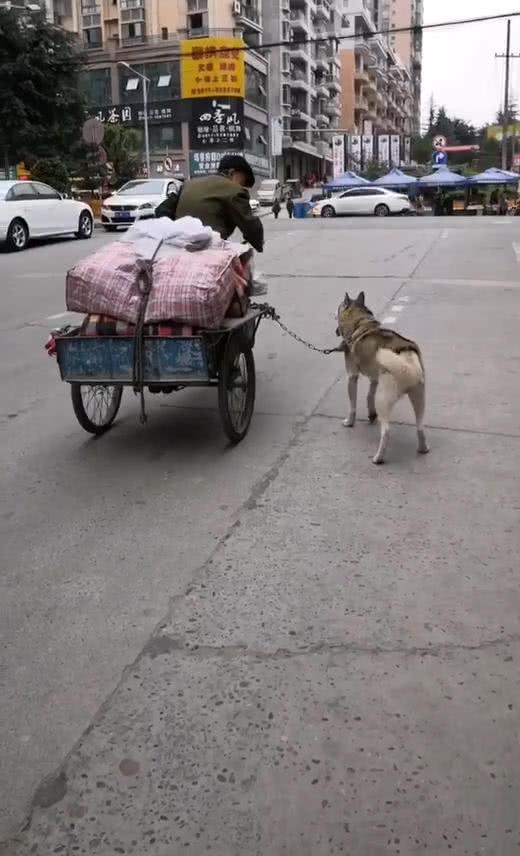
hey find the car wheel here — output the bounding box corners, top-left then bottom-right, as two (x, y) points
(321, 205), (336, 218)
(374, 204), (390, 217)
(6, 218), (29, 251)
(75, 210), (93, 239)
(103, 224), (117, 232)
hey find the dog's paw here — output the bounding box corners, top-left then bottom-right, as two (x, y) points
(343, 417), (355, 428)
(368, 411), (378, 424)
(372, 456), (385, 465)
(418, 445), (430, 455)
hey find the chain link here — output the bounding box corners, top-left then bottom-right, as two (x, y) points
(251, 302), (342, 356)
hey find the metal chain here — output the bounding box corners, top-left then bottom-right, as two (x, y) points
(251, 302), (342, 356)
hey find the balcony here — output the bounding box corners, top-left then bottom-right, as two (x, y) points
(315, 82), (329, 98)
(355, 65), (369, 84)
(290, 71), (310, 92)
(315, 113), (330, 127)
(327, 76), (341, 94)
(313, 0), (330, 22)
(289, 43), (310, 64)
(325, 101), (340, 118)
(290, 9), (309, 35)
(235, 2), (262, 32)
(291, 107), (311, 123)
(355, 95), (368, 111)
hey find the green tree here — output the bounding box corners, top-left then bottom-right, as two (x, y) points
(31, 157), (70, 194)
(103, 124), (141, 187)
(362, 160), (388, 181)
(0, 8), (87, 171)
(69, 142), (106, 193)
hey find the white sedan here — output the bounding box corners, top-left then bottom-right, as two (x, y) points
(101, 178), (182, 230)
(313, 187), (411, 218)
(0, 180), (94, 251)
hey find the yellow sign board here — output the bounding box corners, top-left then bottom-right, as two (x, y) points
(486, 123), (520, 142)
(180, 37), (245, 100)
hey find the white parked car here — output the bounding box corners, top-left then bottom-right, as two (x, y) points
(313, 187), (411, 218)
(249, 197), (260, 213)
(102, 178), (182, 230)
(0, 180), (93, 251)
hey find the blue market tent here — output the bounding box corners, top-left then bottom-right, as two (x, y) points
(468, 167), (519, 185)
(418, 167), (468, 187)
(325, 171), (370, 190)
(374, 168), (417, 187)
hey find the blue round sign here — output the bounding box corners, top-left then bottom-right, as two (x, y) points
(433, 151), (448, 166)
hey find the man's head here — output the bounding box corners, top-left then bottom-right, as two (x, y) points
(217, 155), (255, 189)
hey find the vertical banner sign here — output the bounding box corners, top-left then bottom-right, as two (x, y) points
(378, 135), (390, 166)
(271, 116), (283, 157)
(181, 37), (246, 176)
(332, 135), (345, 177)
(362, 134), (374, 166)
(349, 135), (361, 170)
(403, 136), (411, 165)
(180, 37), (245, 99)
(390, 134), (401, 166)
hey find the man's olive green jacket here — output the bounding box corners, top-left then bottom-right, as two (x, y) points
(155, 174), (264, 252)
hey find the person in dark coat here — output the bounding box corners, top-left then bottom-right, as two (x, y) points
(272, 198), (281, 219)
(286, 196), (294, 219)
(155, 154), (264, 252)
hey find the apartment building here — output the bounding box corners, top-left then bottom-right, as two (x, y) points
(339, 0), (420, 141)
(377, 0), (422, 133)
(263, 0), (343, 183)
(51, 0), (270, 177)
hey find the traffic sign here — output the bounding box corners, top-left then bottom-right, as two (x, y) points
(433, 150), (448, 166)
(82, 117), (104, 145)
(433, 135), (446, 150)
(163, 156), (173, 172)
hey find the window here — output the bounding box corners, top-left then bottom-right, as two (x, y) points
(148, 124), (182, 151)
(245, 64), (267, 109)
(81, 67), (111, 107)
(83, 26), (102, 47)
(33, 182), (61, 200)
(119, 61), (180, 103)
(126, 78), (139, 91)
(187, 11), (208, 33)
(8, 183), (37, 200)
(161, 26), (168, 39)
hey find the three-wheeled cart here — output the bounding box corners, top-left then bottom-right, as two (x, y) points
(54, 308), (264, 444)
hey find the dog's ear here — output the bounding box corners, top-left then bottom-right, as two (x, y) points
(355, 291), (366, 307)
(335, 326), (340, 337)
(344, 291), (351, 306)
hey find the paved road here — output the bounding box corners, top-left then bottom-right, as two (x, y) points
(1, 216), (520, 855)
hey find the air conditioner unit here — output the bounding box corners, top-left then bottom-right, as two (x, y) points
(232, 0), (241, 15)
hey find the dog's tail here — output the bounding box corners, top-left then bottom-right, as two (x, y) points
(375, 348), (424, 387)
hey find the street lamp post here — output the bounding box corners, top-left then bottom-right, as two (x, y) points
(118, 61), (151, 177)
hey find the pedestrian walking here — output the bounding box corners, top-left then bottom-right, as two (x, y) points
(272, 198), (281, 219)
(286, 197), (294, 219)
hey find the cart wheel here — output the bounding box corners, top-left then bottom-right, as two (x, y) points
(218, 333), (256, 444)
(70, 383), (123, 435)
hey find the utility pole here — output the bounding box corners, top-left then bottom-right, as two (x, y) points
(495, 19), (520, 170)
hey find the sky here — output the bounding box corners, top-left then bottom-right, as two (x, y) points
(421, 0), (520, 129)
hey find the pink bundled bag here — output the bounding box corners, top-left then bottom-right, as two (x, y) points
(66, 241), (248, 328)
(66, 241), (142, 323)
(147, 250), (248, 328)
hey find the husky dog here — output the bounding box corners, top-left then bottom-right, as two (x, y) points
(336, 291), (429, 465)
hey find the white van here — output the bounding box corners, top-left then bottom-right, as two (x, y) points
(257, 178), (282, 207)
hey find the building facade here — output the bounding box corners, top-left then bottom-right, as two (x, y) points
(339, 0), (422, 146)
(52, 0), (270, 178)
(263, 0), (344, 183)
